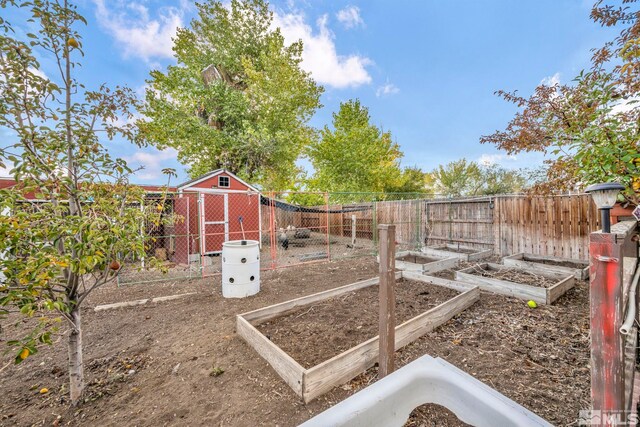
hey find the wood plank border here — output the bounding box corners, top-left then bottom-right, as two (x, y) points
(236, 271), (479, 402)
(502, 252), (589, 280)
(420, 244), (492, 262)
(377, 250), (459, 273)
(455, 262), (575, 305)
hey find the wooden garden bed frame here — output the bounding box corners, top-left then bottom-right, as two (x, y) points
(421, 243), (492, 261)
(502, 252), (589, 280)
(236, 272), (480, 403)
(455, 262), (575, 305)
(376, 250), (459, 273)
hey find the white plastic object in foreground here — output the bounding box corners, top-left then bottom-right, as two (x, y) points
(221, 240), (260, 298)
(300, 355), (551, 427)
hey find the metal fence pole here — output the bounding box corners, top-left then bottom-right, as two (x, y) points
(325, 192), (331, 261)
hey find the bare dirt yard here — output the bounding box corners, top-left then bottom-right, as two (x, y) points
(0, 257), (589, 426)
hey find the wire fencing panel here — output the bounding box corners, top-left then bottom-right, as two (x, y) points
(117, 192), (200, 285)
(262, 192), (331, 268)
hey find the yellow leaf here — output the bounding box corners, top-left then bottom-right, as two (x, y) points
(19, 348), (30, 360)
(39, 388), (49, 394)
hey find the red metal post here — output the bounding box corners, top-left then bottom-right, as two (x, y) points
(589, 230), (625, 424)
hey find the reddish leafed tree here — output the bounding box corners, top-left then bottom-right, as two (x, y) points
(481, 1), (640, 204)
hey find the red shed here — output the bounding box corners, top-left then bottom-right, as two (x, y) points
(173, 169), (261, 263)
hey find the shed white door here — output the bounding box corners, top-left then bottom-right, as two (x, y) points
(200, 193), (229, 254)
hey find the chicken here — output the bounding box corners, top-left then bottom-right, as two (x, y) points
(278, 228), (289, 250)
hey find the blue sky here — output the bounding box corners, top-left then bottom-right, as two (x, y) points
(1, 0), (620, 185)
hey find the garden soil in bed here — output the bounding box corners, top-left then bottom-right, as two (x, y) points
(1, 257), (589, 427)
(524, 257), (587, 269)
(396, 254), (439, 265)
(467, 265), (559, 288)
(257, 278), (459, 368)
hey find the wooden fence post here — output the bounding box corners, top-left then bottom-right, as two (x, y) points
(378, 224), (396, 378)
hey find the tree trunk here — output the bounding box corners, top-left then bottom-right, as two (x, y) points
(67, 307), (84, 405)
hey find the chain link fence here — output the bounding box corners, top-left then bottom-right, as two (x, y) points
(117, 191), (494, 285)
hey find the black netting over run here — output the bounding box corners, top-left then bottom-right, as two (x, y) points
(260, 195), (371, 214)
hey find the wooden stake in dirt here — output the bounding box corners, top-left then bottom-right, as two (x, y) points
(351, 215), (357, 247)
(378, 224), (396, 378)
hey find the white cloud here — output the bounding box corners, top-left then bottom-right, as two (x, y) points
(0, 164), (12, 178)
(376, 82), (399, 97)
(478, 153), (518, 166)
(125, 147), (178, 181)
(336, 6), (364, 29)
(610, 97), (639, 115)
(28, 67), (48, 80)
(93, 0), (183, 62)
(540, 72), (561, 87)
(273, 12), (372, 88)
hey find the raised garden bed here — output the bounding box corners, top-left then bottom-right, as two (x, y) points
(237, 272), (479, 402)
(421, 244), (492, 262)
(455, 263), (575, 305)
(376, 250), (459, 273)
(502, 253), (589, 280)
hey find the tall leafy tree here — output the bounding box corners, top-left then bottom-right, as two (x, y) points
(384, 166), (430, 197)
(307, 99), (403, 198)
(141, 0), (323, 190)
(0, 0), (171, 404)
(481, 0), (640, 204)
(431, 159), (483, 197)
(480, 164), (527, 195)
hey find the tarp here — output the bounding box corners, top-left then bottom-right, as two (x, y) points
(260, 195), (371, 214)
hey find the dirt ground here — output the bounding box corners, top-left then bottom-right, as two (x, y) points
(0, 257), (589, 426)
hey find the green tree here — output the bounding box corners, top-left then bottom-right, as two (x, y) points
(141, 0), (323, 190)
(307, 99), (403, 198)
(479, 164), (527, 195)
(0, 0), (171, 404)
(481, 1), (640, 204)
(431, 159), (482, 197)
(384, 166), (430, 197)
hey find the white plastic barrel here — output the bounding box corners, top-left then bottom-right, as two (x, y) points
(221, 240), (260, 298)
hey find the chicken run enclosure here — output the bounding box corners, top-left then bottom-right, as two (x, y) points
(118, 191), (603, 286)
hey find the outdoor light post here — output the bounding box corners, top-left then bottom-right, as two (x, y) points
(585, 182), (625, 233)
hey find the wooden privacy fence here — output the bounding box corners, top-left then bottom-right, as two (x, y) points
(495, 194), (600, 260)
(267, 193), (601, 261)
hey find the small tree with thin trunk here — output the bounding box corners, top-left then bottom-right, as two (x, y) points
(0, 0), (172, 404)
